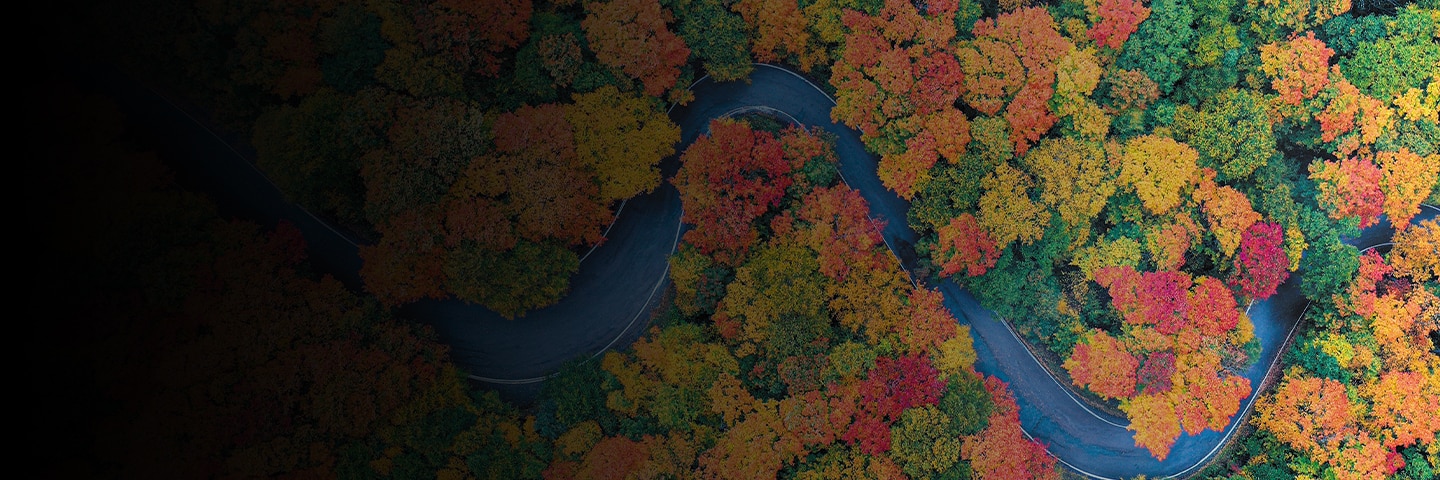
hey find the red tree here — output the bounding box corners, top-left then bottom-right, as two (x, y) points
(962, 376), (1060, 480)
(841, 354), (947, 454)
(1230, 222), (1291, 299)
(673, 119), (793, 265)
(420, 0), (533, 77)
(1089, 0), (1150, 50)
(934, 213), (1002, 277)
(1095, 266), (1192, 334)
(1310, 156), (1386, 228)
(796, 186), (888, 282)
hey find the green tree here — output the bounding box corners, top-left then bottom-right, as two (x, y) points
(668, 0), (753, 81)
(252, 87), (389, 229)
(1173, 89), (1276, 182)
(1338, 7), (1440, 102)
(443, 240), (580, 319)
(1116, 0), (1195, 96)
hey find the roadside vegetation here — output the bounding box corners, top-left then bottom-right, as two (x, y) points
(54, 0), (1440, 478)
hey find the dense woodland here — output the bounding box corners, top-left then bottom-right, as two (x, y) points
(42, 0), (1440, 478)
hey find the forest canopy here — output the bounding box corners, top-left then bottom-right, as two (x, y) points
(59, 0), (1440, 478)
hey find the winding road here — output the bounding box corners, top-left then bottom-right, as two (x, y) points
(102, 63), (1436, 479)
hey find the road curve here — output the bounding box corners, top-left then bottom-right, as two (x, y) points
(100, 62), (1436, 478)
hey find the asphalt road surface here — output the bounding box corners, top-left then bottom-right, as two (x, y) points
(98, 62), (1436, 479)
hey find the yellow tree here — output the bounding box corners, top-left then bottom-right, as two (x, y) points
(1375, 148), (1440, 230)
(1359, 371), (1440, 451)
(733, 0), (825, 71)
(1063, 330), (1138, 399)
(1022, 137), (1113, 246)
(566, 86), (681, 203)
(1122, 392), (1181, 461)
(1118, 135), (1200, 216)
(1253, 376), (1359, 466)
(1389, 219), (1439, 282)
(718, 244), (828, 358)
(978, 161), (1051, 247)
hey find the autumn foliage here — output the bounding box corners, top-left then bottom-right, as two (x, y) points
(673, 119), (794, 266)
(1230, 222), (1290, 299)
(1064, 330), (1138, 399)
(933, 213), (1002, 277)
(962, 377), (1060, 480)
(582, 0), (690, 97)
(958, 7), (1072, 155)
(1088, 0), (1151, 49)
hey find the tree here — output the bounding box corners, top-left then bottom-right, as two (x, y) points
(361, 209), (447, 306)
(566, 86), (681, 203)
(1389, 219), (1439, 282)
(1186, 275), (1244, 338)
(890, 405), (965, 479)
(1230, 222), (1290, 299)
(734, 0), (825, 72)
(443, 240), (580, 319)
(719, 244), (828, 359)
(1168, 349), (1251, 435)
(1094, 266), (1190, 334)
(468, 104), (607, 246)
(957, 7), (1071, 154)
(1117, 135), (1199, 216)
(829, 0), (964, 163)
(1073, 236), (1144, 280)
(1115, 0), (1193, 95)
(1052, 49), (1104, 134)
(977, 161), (1050, 247)
(1193, 170), (1262, 256)
(962, 377), (1059, 480)
(1135, 351), (1176, 394)
(795, 185), (888, 282)
(573, 435), (650, 479)
(842, 354), (947, 455)
(362, 96), (485, 228)
(1245, 0), (1349, 42)
(1173, 89), (1277, 182)
(1122, 392), (1182, 460)
(1316, 78), (1394, 158)
(583, 0), (690, 97)
(933, 213), (1002, 277)
(1360, 371), (1440, 451)
(1145, 219), (1195, 271)
(673, 119), (793, 265)
(1376, 148), (1440, 230)
(670, 0), (753, 82)
(252, 87), (387, 229)
(1309, 156), (1385, 228)
(1088, 0), (1150, 50)
(1258, 32), (1334, 107)
(669, 246), (725, 317)
(1064, 330), (1138, 399)
(1254, 376), (1359, 466)
(1022, 137), (1113, 245)
(1337, 7), (1440, 102)
(418, 0), (532, 77)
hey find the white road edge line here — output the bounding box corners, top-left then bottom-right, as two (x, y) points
(468, 214), (683, 384)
